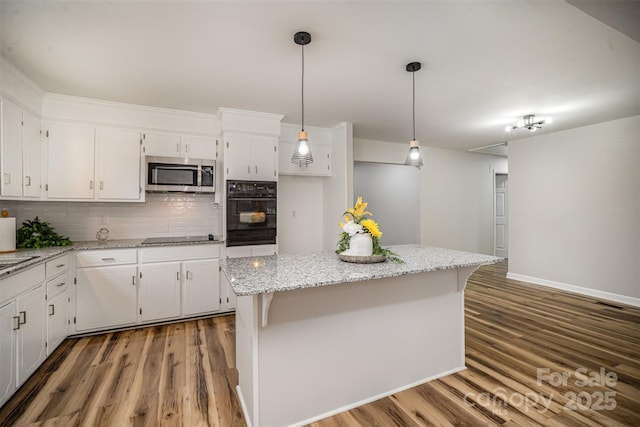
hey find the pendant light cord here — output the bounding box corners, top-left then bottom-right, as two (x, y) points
(301, 44), (305, 132)
(412, 71), (415, 141)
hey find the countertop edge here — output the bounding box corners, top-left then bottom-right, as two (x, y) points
(0, 239), (225, 280)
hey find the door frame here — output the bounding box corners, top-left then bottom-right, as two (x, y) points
(492, 168), (508, 258)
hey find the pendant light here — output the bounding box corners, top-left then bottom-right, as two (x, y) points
(405, 61), (423, 169)
(291, 31), (313, 166)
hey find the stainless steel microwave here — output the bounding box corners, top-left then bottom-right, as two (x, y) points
(145, 156), (215, 193)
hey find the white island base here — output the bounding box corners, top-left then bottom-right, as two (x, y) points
(235, 265), (479, 427)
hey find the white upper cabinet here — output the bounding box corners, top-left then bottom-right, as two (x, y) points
(224, 132), (277, 181)
(0, 97), (43, 199)
(46, 121), (95, 199)
(45, 121), (144, 202)
(96, 127), (142, 201)
(143, 132), (216, 160)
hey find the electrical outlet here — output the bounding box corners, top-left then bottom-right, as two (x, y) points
(98, 215), (107, 225)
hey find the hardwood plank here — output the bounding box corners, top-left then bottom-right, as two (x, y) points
(2, 262), (639, 427)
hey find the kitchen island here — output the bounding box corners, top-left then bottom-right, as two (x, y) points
(222, 245), (501, 427)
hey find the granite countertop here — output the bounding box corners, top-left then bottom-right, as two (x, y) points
(222, 244), (503, 296)
(0, 237), (224, 279)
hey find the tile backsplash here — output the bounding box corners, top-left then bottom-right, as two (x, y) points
(2, 193), (222, 242)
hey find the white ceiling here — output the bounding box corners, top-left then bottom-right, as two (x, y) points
(1, 0), (639, 152)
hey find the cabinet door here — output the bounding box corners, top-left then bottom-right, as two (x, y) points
(219, 273), (237, 312)
(224, 133), (253, 180)
(16, 284), (46, 386)
(251, 245), (277, 256)
(182, 136), (216, 160)
(183, 259), (220, 316)
(76, 265), (137, 331)
(0, 301), (17, 407)
(144, 132), (182, 157)
(96, 128), (142, 200)
(251, 135), (277, 180)
(47, 289), (69, 355)
(1, 98), (23, 197)
(140, 262), (181, 322)
(22, 110), (42, 198)
(47, 122), (95, 199)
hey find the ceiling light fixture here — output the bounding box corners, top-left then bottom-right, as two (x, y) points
(405, 61), (423, 169)
(291, 31), (313, 166)
(505, 114), (552, 132)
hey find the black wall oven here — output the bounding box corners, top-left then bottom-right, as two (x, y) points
(226, 180), (277, 246)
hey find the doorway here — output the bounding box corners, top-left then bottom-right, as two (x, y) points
(494, 173), (508, 258)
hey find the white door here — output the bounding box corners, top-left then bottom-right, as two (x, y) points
(1, 98), (23, 197)
(140, 262), (181, 322)
(144, 132), (182, 157)
(251, 135), (277, 180)
(47, 289), (69, 355)
(46, 122), (95, 199)
(494, 174), (508, 258)
(16, 284), (47, 386)
(96, 128), (141, 200)
(183, 259), (220, 316)
(76, 265), (138, 331)
(0, 301), (17, 407)
(182, 136), (216, 160)
(22, 110), (42, 198)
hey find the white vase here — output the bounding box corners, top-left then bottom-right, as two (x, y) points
(342, 233), (373, 256)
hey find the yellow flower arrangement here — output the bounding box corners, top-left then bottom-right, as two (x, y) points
(336, 196), (402, 263)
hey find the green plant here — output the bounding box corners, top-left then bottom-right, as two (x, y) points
(16, 217), (72, 249)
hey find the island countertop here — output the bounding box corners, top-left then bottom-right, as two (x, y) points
(222, 244), (502, 296)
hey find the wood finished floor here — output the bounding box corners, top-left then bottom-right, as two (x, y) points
(1, 261), (639, 426)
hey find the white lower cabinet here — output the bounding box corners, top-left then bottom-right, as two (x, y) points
(0, 264), (46, 407)
(76, 264), (138, 332)
(0, 301), (17, 407)
(182, 259), (220, 316)
(45, 254), (71, 355)
(17, 284), (47, 385)
(140, 262), (181, 322)
(141, 245), (220, 319)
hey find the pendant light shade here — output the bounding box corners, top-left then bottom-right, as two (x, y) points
(405, 62), (423, 169)
(291, 31), (313, 166)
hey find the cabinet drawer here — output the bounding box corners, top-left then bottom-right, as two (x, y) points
(76, 249), (137, 267)
(141, 245), (220, 263)
(0, 264), (45, 306)
(45, 254), (70, 279)
(46, 274), (69, 300)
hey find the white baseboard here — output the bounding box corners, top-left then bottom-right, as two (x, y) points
(506, 272), (640, 308)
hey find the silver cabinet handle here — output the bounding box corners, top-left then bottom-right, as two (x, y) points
(186, 271), (192, 280)
(177, 271), (180, 281)
(56, 263), (66, 268)
(19, 311), (26, 325)
(25, 175), (31, 186)
(185, 144), (189, 153)
(90, 180), (94, 190)
(57, 282), (66, 287)
(255, 165), (258, 174)
(101, 257), (116, 261)
(247, 165), (250, 174)
(176, 143), (181, 153)
(49, 304), (55, 316)
(13, 316), (20, 330)
(100, 181), (104, 190)
(132, 276), (136, 285)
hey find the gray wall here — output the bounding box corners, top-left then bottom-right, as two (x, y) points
(354, 162), (420, 245)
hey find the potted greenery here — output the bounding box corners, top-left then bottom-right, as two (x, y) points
(16, 217), (72, 249)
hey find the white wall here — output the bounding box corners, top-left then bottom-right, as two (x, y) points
(353, 138), (506, 254)
(508, 115), (640, 304)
